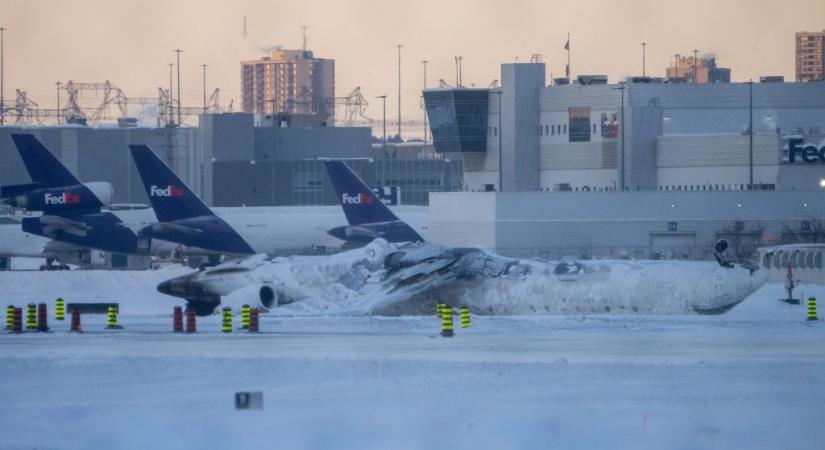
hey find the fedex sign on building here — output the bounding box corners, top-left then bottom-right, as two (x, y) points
(786, 137), (825, 164)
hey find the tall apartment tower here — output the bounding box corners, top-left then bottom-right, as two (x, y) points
(796, 31), (825, 82)
(241, 49), (335, 122)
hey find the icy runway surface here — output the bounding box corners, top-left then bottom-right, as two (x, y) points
(1, 282), (824, 449)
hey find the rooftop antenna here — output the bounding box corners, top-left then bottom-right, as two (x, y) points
(302, 25), (309, 51)
(564, 33), (571, 79)
(243, 15), (247, 40)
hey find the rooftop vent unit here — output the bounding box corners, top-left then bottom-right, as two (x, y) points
(759, 76), (784, 83)
(576, 75), (608, 85)
(553, 77), (570, 86)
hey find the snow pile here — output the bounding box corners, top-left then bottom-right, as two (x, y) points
(0, 265), (193, 314)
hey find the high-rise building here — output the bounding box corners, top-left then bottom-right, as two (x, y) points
(241, 49), (335, 122)
(796, 31), (825, 82)
(665, 55), (731, 83)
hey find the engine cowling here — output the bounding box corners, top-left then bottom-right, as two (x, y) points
(7, 182), (112, 212)
(222, 283), (278, 312)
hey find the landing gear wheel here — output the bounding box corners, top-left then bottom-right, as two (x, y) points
(185, 299), (220, 317)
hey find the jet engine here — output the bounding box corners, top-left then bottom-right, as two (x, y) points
(222, 283), (278, 311)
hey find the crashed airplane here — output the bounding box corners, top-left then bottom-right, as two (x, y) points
(157, 160), (766, 316)
(158, 238), (766, 316)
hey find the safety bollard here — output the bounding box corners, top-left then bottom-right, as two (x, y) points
(55, 298), (65, 321)
(6, 305), (13, 330)
(807, 297), (818, 321)
(37, 303), (49, 332)
(173, 306), (183, 332)
(12, 308), (22, 333)
(241, 304), (250, 329)
(106, 305), (122, 329)
(249, 308), (259, 333)
(440, 304), (454, 337)
(460, 306), (472, 328)
(222, 307), (232, 333)
(70, 309), (82, 333)
(26, 303), (37, 330)
(185, 308), (197, 333)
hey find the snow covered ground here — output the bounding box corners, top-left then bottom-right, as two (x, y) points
(1, 270), (824, 449)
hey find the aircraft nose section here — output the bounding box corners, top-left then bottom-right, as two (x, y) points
(157, 272), (205, 299)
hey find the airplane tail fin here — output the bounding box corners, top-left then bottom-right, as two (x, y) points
(324, 160), (399, 225)
(10, 134), (80, 187)
(128, 144), (214, 222)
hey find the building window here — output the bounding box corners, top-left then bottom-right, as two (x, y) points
(551, 125), (555, 136)
(668, 222), (678, 232)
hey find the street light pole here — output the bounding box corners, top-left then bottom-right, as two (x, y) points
(202, 64), (207, 113)
(748, 80), (754, 190)
(396, 44), (403, 142)
(174, 49), (183, 126)
(492, 90), (503, 191)
(376, 95), (387, 152)
(422, 59), (428, 146)
(0, 27), (6, 126)
(55, 81), (61, 125)
(612, 83), (626, 191)
(692, 49), (699, 83)
(641, 42), (646, 77)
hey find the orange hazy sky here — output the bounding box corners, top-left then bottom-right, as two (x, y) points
(2, 0), (824, 120)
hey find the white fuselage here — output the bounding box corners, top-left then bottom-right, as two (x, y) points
(0, 221), (52, 257)
(8, 205), (430, 257)
(214, 205), (429, 255)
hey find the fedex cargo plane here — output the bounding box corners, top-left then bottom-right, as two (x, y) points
(324, 160), (427, 244)
(130, 145), (373, 255)
(0, 134), (171, 257)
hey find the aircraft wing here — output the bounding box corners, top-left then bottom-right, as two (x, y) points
(37, 215), (93, 237)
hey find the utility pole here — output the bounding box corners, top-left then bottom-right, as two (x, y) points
(55, 81), (61, 125)
(612, 83), (626, 190)
(641, 42), (646, 77)
(202, 64), (207, 113)
(422, 60), (428, 145)
(748, 80), (754, 190)
(396, 44), (402, 142)
(174, 49), (183, 126)
(376, 95), (387, 152)
(498, 92), (503, 191)
(693, 49), (699, 83)
(1, 27), (5, 126)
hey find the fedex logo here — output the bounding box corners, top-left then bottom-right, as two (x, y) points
(44, 192), (81, 205)
(150, 185), (185, 197)
(787, 138), (825, 164)
(342, 193), (374, 204)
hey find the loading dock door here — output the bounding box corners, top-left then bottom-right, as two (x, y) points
(650, 233), (696, 260)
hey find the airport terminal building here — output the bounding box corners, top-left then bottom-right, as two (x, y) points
(424, 63), (825, 259)
(0, 114), (462, 208)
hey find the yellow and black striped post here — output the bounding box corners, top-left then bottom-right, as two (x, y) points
(5, 305), (13, 330)
(106, 305), (121, 329)
(436, 303), (447, 320)
(440, 304), (454, 337)
(222, 307), (233, 333)
(26, 303), (37, 330)
(55, 298), (65, 321)
(460, 306), (471, 328)
(807, 297), (818, 321)
(240, 304), (250, 329)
